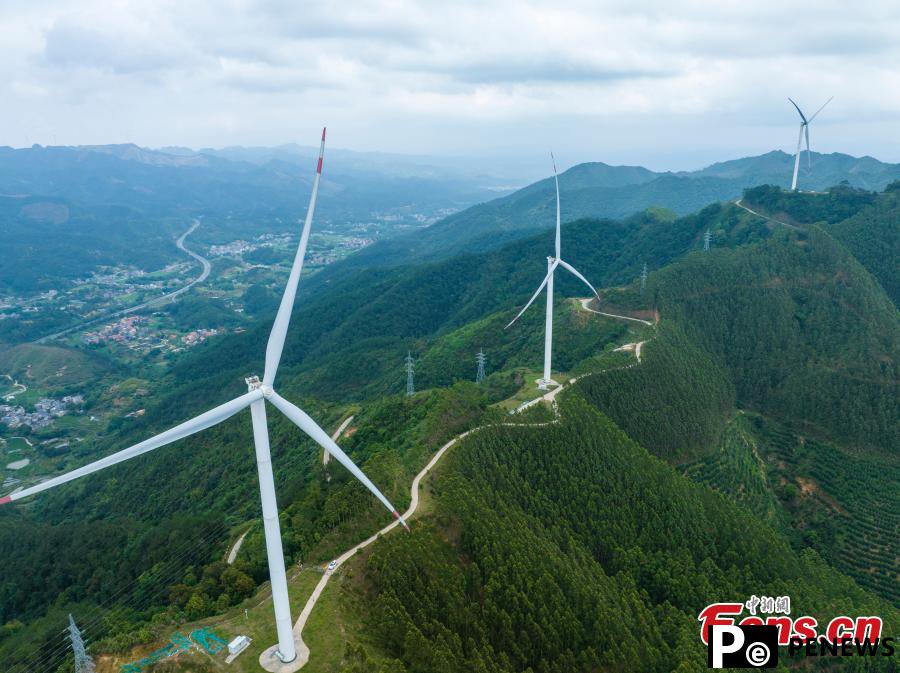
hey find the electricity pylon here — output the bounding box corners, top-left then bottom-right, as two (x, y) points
(703, 229), (711, 251)
(68, 614), (95, 673)
(405, 352), (415, 396)
(475, 349), (486, 383)
(640, 262), (648, 296)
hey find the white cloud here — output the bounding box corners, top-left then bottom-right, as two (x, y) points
(1, 0), (900, 169)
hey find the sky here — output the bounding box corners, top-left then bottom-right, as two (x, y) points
(3, 0), (900, 172)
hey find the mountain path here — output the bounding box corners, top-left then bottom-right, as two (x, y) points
(734, 199), (802, 231)
(322, 415), (354, 465)
(226, 529), (250, 565)
(578, 298), (653, 325)
(260, 301), (650, 672)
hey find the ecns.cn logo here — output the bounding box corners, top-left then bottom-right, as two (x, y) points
(708, 624), (778, 668)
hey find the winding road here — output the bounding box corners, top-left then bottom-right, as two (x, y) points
(322, 416), (355, 465)
(734, 199), (801, 231)
(226, 530), (250, 566)
(259, 303), (651, 672)
(2, 374), (27, 401)
(35, 219), (211, 343)
(578, 298), (653, 325)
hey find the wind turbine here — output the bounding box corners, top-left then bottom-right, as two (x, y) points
(506, 155), (601, 390)
(788, 96), (833, 192)
(0, 128), (408, 666)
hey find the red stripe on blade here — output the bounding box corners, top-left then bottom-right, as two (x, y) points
(0, 496), (12, 505)
(321, 127), (327, 141)
(317, 157), (323, 174)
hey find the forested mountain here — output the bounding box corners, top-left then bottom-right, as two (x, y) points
(1, 184), (898, 672)
(691, 150), (900, 190)
(741, 183), (900, 306)
(653, 226), (898, 452)
(0, 195), (179, 293)
(359, 398), (898, 673)
(307, 150), (900, 283)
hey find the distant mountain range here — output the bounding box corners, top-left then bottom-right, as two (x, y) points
(316, 150), (900, 278)
(0, 143), (507, 222)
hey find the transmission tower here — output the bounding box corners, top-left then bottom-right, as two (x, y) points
(640, 262), (648, 296)
(703, 229), (711, 251)
(68, 614), (95, 673)
(405, 352), (415, 396)
(475, 349), (486, 383)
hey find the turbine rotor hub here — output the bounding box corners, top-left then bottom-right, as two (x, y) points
(245, 375), (274, 397)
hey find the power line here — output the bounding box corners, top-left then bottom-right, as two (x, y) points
(6, 523), (232, 673)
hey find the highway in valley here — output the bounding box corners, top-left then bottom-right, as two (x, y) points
(34, 219), (211, 344)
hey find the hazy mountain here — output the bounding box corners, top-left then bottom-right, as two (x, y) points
(0, 144), (506, 219)
(312, 150), (900, 281)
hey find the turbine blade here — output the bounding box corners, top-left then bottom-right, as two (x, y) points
(788, 97), (808, 124)
(807, 96), (833, 123)
(505, 261), (559, 329)
(1, 390), (261, 504)
(263, 127), (327, 386)
(268, 392), (408, 531)
(557, 259), (601, 299)
(551, 152), (561, 258)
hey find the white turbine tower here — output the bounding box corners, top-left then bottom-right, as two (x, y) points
(788, 96), (833, 192)
(0, 128), (408, 666)
(506, 154), (601, 390)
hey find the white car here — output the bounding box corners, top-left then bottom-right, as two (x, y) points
(327, 559), (338, 571)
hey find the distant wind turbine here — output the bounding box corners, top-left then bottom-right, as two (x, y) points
(788, 96), (832, 191)
(0, 128), (408, 666)
(506, 154), (601, 390)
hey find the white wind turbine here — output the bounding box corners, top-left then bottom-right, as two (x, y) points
(0, 128), (408, 666)
(788, 96), (833, 192)
(506, 155), (601, 390)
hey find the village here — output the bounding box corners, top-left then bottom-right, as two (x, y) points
(0, 394), (85, 431)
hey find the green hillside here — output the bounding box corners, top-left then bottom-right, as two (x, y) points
(653, 226), (898, 453)
(0, 343), (112, 389)
(356, 397), (898, 672)
(685, 413), (900, 605)
(742, 182), (900, 306)
(1, 184), (898, 671)
(0, 195), (178, 294)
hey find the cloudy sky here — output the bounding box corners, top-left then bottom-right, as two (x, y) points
(3, 0), (900, 171)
